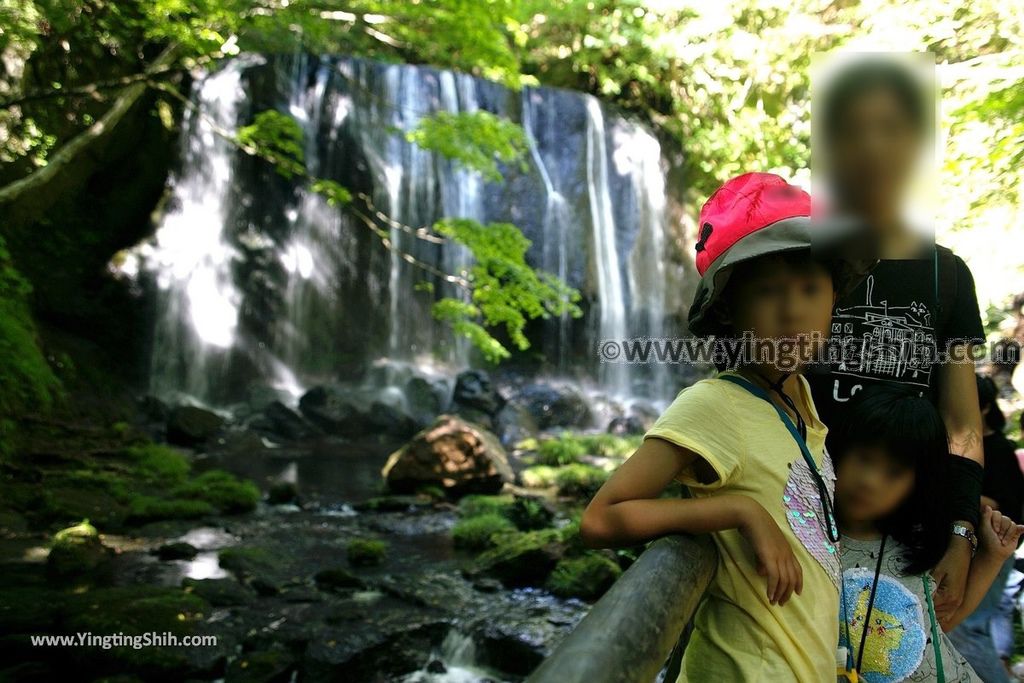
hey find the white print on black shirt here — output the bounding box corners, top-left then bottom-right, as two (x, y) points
(828, 275), (936, 390)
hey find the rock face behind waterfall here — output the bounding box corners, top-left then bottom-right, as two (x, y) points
(382, 415), (513, 495)
(136, 53), (691, 407)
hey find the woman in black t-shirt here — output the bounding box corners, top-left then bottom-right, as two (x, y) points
(808, 55), (986, 628)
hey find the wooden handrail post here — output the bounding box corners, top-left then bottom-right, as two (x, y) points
(526, 534), (717, 683)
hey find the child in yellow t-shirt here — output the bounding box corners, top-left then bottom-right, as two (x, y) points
(580, 172), (874, 682)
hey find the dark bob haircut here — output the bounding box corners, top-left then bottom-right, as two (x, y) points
(820, 58), (932, 142)
(826, 384), (952, 575)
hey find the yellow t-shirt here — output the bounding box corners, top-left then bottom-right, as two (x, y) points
(643, 371), (841, 683)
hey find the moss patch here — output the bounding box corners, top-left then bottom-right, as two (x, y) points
(347, 538), (388, 567)
(545, 552), (622, 600)
(452, 513), (516, 550)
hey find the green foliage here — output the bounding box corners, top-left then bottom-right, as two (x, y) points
(310, 178), (352, 206)
(406, 111), (528, 182)
(452, 512), (516, 550)
(0, 235), (62, 432)
(237, 109), (305, 178)
(434, 218), (582, 362)
(347, 537), (388, 566)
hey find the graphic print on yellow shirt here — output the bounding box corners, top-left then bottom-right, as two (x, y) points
(643, 371), (841, 683)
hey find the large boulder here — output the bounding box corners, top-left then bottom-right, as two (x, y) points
(515, 383), (592, 430)
(259, 401), (317, 441)
(297, 386), (365, 437)
(365, 400), (419, 438)
(453, 370), (504, 415)
(381, 415), (514, 495)
(493, 402), (539, 447)
(166, 405), (225, 447)
(404, 376), (450, 427)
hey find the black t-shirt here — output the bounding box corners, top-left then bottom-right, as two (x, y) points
(982, 432), (1024, 520)
(807, 245), (985, 427)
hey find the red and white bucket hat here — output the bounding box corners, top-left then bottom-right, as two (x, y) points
(687, 172), (874, 336)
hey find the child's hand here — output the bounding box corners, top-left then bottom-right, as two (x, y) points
(737, 498), (803, 606)
(980, 504), (1024, 560)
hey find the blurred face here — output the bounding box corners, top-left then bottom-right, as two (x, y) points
(835, 445), (915, 524)
(722, 257), (835, 372)
(825, 88), (923, 222)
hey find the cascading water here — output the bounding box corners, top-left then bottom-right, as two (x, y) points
(130, 54), (680, 408)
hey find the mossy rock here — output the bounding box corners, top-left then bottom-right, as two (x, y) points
(218, 546), (277, 578)
(62, 585), (212, 676)
(47, 520), (111, 578)
(0, 586), (69, 633)
(225, 646), (297, 683)
(452, 513), (516, 551)
(182, 577), (253, 607)
(457, 494), (514, 518)
(173, 470), (259, 514)
(472, 529), (564, 586)
(125, 496), (214, 525)
(505, 496), (554, 531)
(545, 552), (622, 600)
(520, 465), (558, 489)
(346, 538), (387, 567)
(313, 567), (365, 592)
(536, 434), (587, 466)
(553, 463), (609, 498)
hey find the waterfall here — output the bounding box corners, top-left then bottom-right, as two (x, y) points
(130, 54), (678, 407)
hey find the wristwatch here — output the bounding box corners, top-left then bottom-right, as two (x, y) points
(952, 523), (978, 557)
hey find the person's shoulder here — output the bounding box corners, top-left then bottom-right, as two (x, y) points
(934, 243), (972, 273)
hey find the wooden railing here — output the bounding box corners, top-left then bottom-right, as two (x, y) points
(525, 534), (717, 683)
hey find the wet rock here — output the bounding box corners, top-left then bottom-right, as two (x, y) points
(493, 402), (539, 447)
(182, 577), (254, 606)
(267, 480), (299, 506)
(259, 401), (317, 441)
(137, 395), (170, 423)
(381, 415), (514, 496)
(314, 568), (365, 592)
(405, 376), (451, 427)
(250, 577), (281, 597)
(471, 577), (503, 593)
(453, 370), (505, 415)
(606, 415), (645, 435)
(426, 659), (446, 674)
(476, 623), (547, 676)
(298, 385), (365, 437)
(155, 541), (199, 561)
(515, 384), (591, 430)
(167, 405), (225, 447)
(46, 521), (112, 579)
(352, 494), (434, 512)
(365, 400), (419, 438)
(225, 647), (297, 683)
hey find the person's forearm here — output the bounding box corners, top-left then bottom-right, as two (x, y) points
(581, 494), (754, 549)
(943, 551), (1006, 631)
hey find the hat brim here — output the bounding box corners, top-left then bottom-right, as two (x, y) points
(687, 216), (875, 336)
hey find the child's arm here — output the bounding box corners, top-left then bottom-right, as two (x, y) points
(580, 436), (804, 605)
(941, 505), (1024, 631)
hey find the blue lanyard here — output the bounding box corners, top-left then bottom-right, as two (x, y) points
(718, 373), (840, 542)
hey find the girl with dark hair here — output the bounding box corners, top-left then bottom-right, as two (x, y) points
(829, 385), (1023, 682)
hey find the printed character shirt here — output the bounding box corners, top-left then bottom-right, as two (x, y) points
(839, 535), (981, 683)
(807, 247), (985, 427)
(644, 371), (841, 683)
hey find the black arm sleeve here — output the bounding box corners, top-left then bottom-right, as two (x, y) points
(948, 454), (983, 529)
(940, 255), (986, 348)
